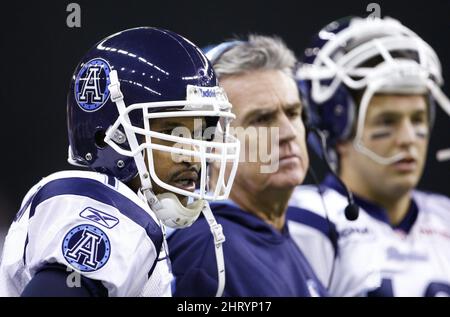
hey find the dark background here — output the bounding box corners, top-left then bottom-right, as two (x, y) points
(0, 0), (449, 228)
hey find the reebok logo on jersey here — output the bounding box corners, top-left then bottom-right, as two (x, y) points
(386, 247), (428, 262)
(80, 207), (119, 229)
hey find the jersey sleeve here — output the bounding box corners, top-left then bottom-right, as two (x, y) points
(287, 207), (337, 288)
(23, 177), (163, 297)
(287, 186), (340, 288)
(288, 186), (381, 296)
(21, 263), (107, 297)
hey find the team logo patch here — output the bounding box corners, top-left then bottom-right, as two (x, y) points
(79, 207), (119, 229)
(75, 58), (111, 112)
(62, 224), (111, 272)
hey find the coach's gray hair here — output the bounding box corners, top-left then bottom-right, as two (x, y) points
(211, 35), (297, 79)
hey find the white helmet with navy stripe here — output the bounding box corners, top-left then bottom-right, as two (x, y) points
(297, 16), (450, 165)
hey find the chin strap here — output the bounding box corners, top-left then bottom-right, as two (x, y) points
(143, 188), (226, 295)
(201, 203), (226, 297)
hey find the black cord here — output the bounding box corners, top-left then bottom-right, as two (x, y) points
(309, 127), (359, 221)
(307, 166), (338, 291)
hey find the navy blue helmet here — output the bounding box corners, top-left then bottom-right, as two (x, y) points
(67, 27), (240, 206)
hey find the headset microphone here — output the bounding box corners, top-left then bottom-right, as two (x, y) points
(343, 195), (359, 221)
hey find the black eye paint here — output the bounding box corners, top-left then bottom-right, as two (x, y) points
(370, 127), (428, 140)
(414, 125), (428, 139)
(415, 131), (427, 138)
(370, 131), (392, 139)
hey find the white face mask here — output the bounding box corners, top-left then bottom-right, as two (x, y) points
(106, 70), (240, 227)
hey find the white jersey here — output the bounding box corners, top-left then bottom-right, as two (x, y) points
(287, 177), (450, 297)
(0, 171), (172, 297)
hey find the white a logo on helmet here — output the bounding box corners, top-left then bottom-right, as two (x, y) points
(75, 58), (112, 112)
(80, 67), (102, 102)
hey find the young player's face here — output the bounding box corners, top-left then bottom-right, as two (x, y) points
(340, 94), (429, 198)
(219, 69), (309, 193)
(149, 116), (204, 206)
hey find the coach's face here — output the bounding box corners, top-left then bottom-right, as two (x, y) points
(219, 69), (308, 194)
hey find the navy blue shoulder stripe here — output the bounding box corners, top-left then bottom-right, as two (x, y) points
(15, 188), (40, 222)
(28, 177), (163, 254)
(286, 206), (338, 254)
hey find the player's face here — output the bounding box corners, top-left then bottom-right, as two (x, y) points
(340, 94), (429, 198)
(219, 69), (308, 193)
(149, 116), (204, 206)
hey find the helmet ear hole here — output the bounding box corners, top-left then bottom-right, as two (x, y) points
(95, 130), (108, 149)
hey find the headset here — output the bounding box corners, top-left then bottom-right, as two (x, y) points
(204, 39), (359, 221)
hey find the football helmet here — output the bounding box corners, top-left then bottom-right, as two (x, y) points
(67, 27), (240, 228)
(297, 17), (450, 165)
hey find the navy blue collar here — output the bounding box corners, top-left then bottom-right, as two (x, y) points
(322, 174), (419, 233)
(210, 200), (291, 243)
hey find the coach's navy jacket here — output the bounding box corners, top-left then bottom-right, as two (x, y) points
(168, 201), (327, 297)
